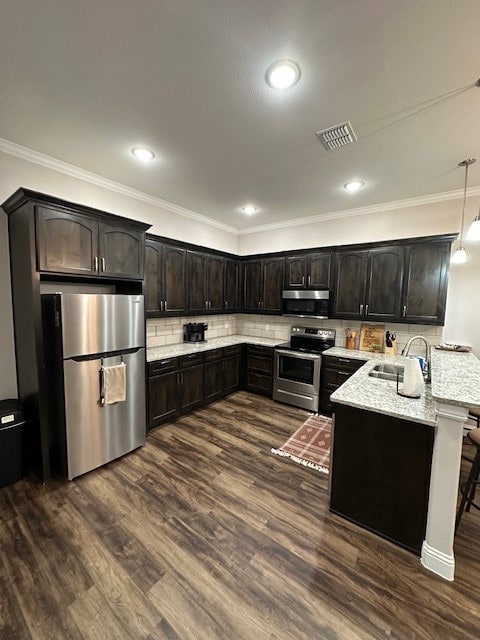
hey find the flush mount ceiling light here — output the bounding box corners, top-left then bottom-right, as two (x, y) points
(451, 158), (476, 264)
(241, 204), (258, 215)
(131, 147), (155, 162)
(344, 180), (365, 193)
(265, 60), (301, 89)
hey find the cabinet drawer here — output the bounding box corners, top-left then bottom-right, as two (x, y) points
(178, 352), (205, 368)
(148, 357), (177, 376)
(247, 355), (273, 375)
(223, 345), (242, 358)
(246, 372), (272, 395)
(323, 367), (354, 389)
(323, 355), (366, 372)
(204, 348), (224, 362)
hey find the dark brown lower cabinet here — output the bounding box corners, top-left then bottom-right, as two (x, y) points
(148, 346), (243, 430)
(320, 355), (366, 413)
(243, 345), (274, 396)
(179, 364), (204, 412)
(330, 403), (434, 555)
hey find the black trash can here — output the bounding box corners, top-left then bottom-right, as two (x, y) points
(0, 399), (28, 488)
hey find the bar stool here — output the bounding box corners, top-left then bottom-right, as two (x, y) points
(455, 428), (480, 532)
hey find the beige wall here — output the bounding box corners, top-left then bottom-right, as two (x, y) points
(0, 152), (238, 399)
(239, 196), (480, 355)
(1, 149), (480, 400)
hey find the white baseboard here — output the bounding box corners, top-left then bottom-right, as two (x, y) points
(421, 540), (455, 581)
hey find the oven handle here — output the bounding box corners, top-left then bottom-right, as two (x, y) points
(275, 349), (322, 361)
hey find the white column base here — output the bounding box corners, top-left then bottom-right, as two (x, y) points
(421, 540), (455, 581)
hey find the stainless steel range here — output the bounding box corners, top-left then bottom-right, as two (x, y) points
(273, 326), (336, 412)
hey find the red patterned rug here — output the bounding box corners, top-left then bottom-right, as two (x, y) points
(271, 414), (332, 474)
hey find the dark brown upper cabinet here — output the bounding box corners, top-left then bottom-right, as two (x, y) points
(187, 251), (224, 313)
(145, 239), (187, 316)
(36, 207), (99, 275)
(334, 246), (404, 321)
(401, 241), (449, 324)
(99, 222), (144, 279)
(243, 257), (284, 314)
(224, 258), (241, 312)
(36, 206), (145, 280)
(285, 252), (332, 289)
(333, 250), (369, 319)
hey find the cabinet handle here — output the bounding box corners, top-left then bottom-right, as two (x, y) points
(209, 301), (212, 310)
(176, 373), (180, 385)
(164, 300), (168, 312)
(181, 372), (184, 384)
(101, 257), (106, 272)
(225, 300), (229, 310)
(258, 301), (261, 310)
(301, 275), (305, 286)
(359, 304), (364, 315)
(160, 300), (164, 312)
(365, 304), (369, 316)
(308, 275), (311, 287)
(338, 358), (351, 364)
(205, 301), (208, 310)
(403, 305), (407, 317)
(94, 256), (98, 271)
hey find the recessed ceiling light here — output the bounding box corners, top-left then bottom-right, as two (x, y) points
(242, 204), (258, 215)
(344, 180), (365, 193)
(266, 60), (301, 89)
(131, 147), (155, 162)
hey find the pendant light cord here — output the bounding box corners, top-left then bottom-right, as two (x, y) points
(459, 162), (469, 246)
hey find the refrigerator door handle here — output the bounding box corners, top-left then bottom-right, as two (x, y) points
(99, 366), (106, 406)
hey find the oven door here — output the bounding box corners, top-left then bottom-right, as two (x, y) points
(274, 349), (321, 393)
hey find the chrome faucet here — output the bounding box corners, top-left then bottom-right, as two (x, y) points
(401, 335), (431, 382)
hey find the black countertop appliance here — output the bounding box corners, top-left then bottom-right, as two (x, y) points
(183, 322), (208, 342)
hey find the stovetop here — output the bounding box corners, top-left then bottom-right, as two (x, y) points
(276, 326), (336, 355)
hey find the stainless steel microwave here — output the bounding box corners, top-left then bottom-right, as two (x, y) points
(282, 289), (330, 319)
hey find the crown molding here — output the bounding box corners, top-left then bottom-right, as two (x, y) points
(0, 137), (238, 235)
(2, 136), (480, 238)
(238, 186), (480, 235)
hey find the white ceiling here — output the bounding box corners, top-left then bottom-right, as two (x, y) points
(1, 0), (479, 230)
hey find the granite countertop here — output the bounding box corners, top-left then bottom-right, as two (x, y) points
(147, 335), (283, 362)
(323, 347), (386, 361)
(330, 355), (437, 426)
(430, 349), (480, 410)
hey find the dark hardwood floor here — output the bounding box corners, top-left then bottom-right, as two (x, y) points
(1, 391), (480, 639)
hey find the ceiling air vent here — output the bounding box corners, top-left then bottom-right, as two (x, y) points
(316, 121), (357, 150)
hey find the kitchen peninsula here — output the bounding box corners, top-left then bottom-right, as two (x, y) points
(330, 348), (480, 581)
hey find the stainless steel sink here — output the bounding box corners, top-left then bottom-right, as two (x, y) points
(368, 363), (404, 382)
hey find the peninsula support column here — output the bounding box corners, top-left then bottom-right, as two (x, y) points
(421, 402), (468, 580)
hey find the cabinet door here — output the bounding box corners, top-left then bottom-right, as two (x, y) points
(145, 240), (162, 314)
(224, 259), (240, 312)
(99, 223), (144, 279)
(187, 252), (208, 313)
(365, 247), (404, 321)
(262, 258), (284, 313)
(308, 252), (332, 289)
(402, 243), (449, 324)
(285, 256), (307, 288)
(36, 207), (98, 275)
(179, 364), (204, 412)
(332, 251), (368, 319)
(208, 256), (224, 313)
(163, 245), (187, 315)
(204, 360), (224, 403)
(243, 260), (263, 311)
(148, 371), (179, 428)
(224, 355), (241, 394)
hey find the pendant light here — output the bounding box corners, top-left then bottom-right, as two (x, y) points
(451, 158), (476, 264)
(467, 207), (480, 241)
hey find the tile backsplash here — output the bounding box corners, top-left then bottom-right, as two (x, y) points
(147, 313), (443, 356)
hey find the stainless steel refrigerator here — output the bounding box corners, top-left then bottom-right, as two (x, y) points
(42, 293), (146, 480)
